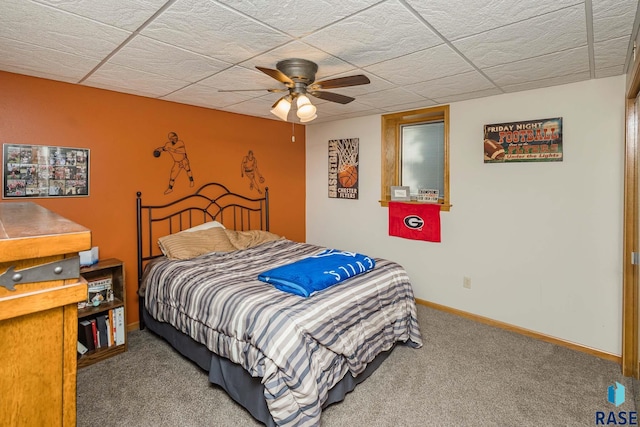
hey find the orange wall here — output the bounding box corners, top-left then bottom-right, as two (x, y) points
(0, 71), (306, 326)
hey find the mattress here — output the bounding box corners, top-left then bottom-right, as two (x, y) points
(143, 239), (423, 426)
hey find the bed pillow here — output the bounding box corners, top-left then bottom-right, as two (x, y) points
(224, 229), (283, 250)
(158, 227), (236, 260)
(183, 220), (225, 232)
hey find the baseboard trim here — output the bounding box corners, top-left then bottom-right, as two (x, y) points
(415, 298), (621, 364)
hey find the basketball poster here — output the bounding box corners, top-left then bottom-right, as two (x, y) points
(484, 117), (563, 163)
(328, 138), (359, 199)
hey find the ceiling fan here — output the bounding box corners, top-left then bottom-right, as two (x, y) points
(219, 58), (370, 122)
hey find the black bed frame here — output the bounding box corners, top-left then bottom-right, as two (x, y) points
(134, 183), (393, 426)
(136, 182), (269, 329)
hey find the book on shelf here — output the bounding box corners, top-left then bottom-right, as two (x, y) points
(90, 318), (98, 349)
(114, 306), (125, 346)
(78, 320), (95, 351)
(77, 341), (88, 357)
(108, 308), (114, 347)
(105, 313), (112, 347)
(96, 314), (108, 348)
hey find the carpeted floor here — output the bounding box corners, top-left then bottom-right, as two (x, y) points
(77, 304), (634, 426)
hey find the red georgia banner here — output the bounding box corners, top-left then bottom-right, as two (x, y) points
(388, 201), (441, 242)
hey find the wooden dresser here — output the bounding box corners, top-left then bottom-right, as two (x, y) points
(0, 202), (91, 427)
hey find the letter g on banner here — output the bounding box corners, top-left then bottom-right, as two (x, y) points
(403, 215), (424, 230)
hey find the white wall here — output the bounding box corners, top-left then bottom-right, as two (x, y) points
(306, 75), (625, 355)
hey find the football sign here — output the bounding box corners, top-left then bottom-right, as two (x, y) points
(484, 117), (563, 163)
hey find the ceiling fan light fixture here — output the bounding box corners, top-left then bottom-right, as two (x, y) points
(270, 97), (291, 121)
(296, 95), (317, 120)
(297, 104), (317, 120)
(251, 59), (370, 122)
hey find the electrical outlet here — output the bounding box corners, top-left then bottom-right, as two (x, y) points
(463, 276), (471, 289)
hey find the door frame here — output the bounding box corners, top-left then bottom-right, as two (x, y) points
(622, 47), (640, 377)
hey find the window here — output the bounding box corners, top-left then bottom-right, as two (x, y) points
(380, 105), (450, 210)
(401, 121), (445, 197)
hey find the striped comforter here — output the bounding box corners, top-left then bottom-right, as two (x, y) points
(144, 239), (423, 426)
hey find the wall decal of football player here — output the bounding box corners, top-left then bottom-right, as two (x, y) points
(153, 132), (194, 194)
(240, 150), (265, 194)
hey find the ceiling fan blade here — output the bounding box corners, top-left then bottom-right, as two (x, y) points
(256, 66), (294, 85)
(308, 91), (355, 104)
(218, 88), (287, 93)
(311, 75), (370, 90)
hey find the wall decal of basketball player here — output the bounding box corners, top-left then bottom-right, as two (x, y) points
(240, 150), (265, 194)
(153, 132), (194, 194)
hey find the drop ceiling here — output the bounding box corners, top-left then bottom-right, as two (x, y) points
(1, 0), (638, 124)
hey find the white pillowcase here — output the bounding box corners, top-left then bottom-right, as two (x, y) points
(183, 221), (225, 232)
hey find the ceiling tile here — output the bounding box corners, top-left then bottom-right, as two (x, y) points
(162, 82), (253, 109)
(381, 100), (438, 113)
(198, 66), (282, 91)
(83, 63), (190, 98)
(0, 66), (80, 84)
(0, 37), (100, 81)
(217, 0), (380, 38)
(108, 36), (232, 81)
(355, 87), (428, 109)
(594, 36), (631, 69)
(432, 88), (503, 104)
(406, 71), (496, 99)
(309, 99), (377, 117)
(312, 107), (386, 124)
(223, 98), (278, 120)
(501, 71), (591, 93)
(592, 0), (638, 42)
(595, 65), (625, 78)
(141, 0), (291, 64)
(364, 44), (474, 86)
(302, 0), (443, 67)
(406, 0), (582, 40)
(33, 0), (168, 31)
(0, 0), (130, 59)
(484, 46), (589, 86)
(453, 4), (587, 69)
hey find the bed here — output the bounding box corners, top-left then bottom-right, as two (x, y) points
(136, 183), (423, 426)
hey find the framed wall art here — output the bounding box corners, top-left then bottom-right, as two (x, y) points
(484, 117), (563, 163)
(328, 138), (359, 200)
(3, 143), (89, 198)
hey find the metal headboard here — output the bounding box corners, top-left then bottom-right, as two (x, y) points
(136, 182), (269, 328)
